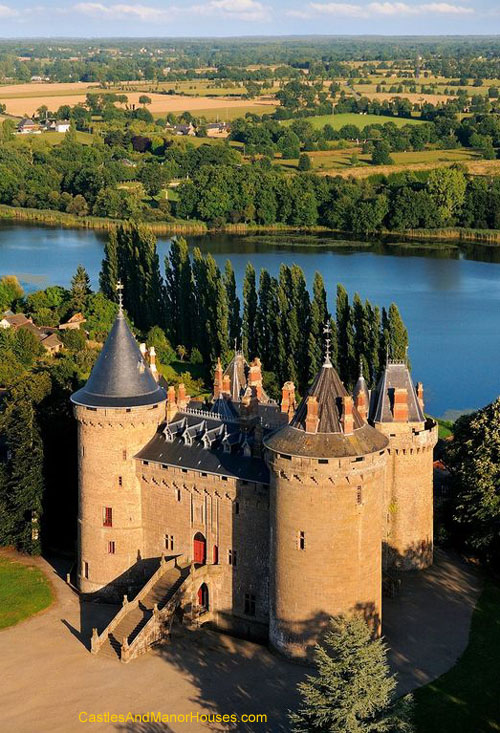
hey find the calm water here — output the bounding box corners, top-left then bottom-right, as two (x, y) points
(1, 222), (500, 419)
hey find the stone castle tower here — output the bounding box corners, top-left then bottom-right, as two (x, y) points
(264, 337), (388, 659)
(71, 303), (166, 594)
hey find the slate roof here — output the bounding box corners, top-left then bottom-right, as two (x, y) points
(136, 411), (270, 483)
(223, 351), (274, 405)
(370, 361), (424, 423)
(264, 360), (388, 459)
(353, 368), (370, 408)
(71, 311), (166, 409)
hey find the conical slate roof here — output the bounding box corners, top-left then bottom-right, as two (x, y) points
(353, 366), (370, 409)
(370, 361), (424, 423)
(71, 312), (166, 409)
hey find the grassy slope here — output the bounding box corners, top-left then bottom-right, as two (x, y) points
(0, 555), (53, 630)
(415, 579), (500, 733)
(282, 112), (424, 130)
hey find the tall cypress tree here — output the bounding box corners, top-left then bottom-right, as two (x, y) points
(256, 268), (278, 369)
(192, 249), (229, 366)
(352, 293), (370, 381)
(224, 260), (241, 348)
(308, 272), (329, 381)
(70, 264), (91, 313)
(336, 284), (355, 388)
(365, 301), (381, 388)
(99, 229), (119, 302)
(242, 262), (258, 359)
(276, 265), (299, 387)
(165, 236), (194, 349)
(386, 303), (409, 364)
(290, 264), (311, 392)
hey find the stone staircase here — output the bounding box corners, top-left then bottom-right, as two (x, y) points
(91, 556), (190, 662)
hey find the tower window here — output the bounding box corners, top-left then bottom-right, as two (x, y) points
(165, 534), (174, 551)
(228, 549), (237, 566)
(176, 489), (181, 502)
(234, 501), (240, 515)
(108, 541), (115, 554)
(298, 531), (306, 550)
(103, 507), (112, 527)
(122, 449), (127, 460)
(244, 593), (256, 616)
(356, 486), (363, 505)
(118, 476), (123, 487)
(83, 561), (89, 579)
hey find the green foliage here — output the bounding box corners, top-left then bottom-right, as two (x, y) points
(70, 264), (91, 313)
(0, 557), (53, 629)
(164, 236), (194, 350)
(146, 325), (175, 366)
(290, 615), (412, 733)
(445, 398), (500, 565)
(0, 275), (23, 311)
(242, 262), (258, 358)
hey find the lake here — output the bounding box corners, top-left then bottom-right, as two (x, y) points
(1, 221), (500, 419)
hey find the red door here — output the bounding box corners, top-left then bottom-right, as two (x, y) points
(193, 534), (206, 564)
(197, 583), (209, 609)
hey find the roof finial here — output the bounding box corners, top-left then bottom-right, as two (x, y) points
(116, 279), (124, 315)
(359, 356), (364, 378)
(323, 321), (332, 367)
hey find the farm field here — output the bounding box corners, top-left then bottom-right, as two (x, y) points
(0, 82), (276, 118)
(283, 112), (424, 131)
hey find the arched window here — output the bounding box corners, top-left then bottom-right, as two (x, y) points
(197, 583), (209, 610)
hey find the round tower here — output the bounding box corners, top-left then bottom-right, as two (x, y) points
(264, 336), (388, 660)
(71, 302), (166, 595)
(370, 361), (438, 571)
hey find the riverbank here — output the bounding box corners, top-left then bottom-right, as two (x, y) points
(1, 204), (499, 244)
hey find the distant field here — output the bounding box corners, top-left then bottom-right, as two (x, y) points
(0, 82), (276, 118)
(155, 103), (276, 122)
(283, 113), (424, 131)
(11, 130), (94, 146)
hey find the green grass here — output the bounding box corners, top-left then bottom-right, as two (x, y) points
(282, 112), (424, 131)
(415, 579), (500, 733)
(0, 555), (53, 629)
(435, 418), (454, 440)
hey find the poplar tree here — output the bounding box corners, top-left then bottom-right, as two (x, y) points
(308, 272), (329, 382)
(290, 616), (412, 733)
(164, 236), (194, 349)
(291, 264), (311, 392)
(224, 260), (241, 347)
(336, 284), (355, 388)
(256, 269), (278, 368)
(242, 263), (258, 359)
(365, 301), (381, 388)
(277, 265), (299, 387)
(117, 222), (164, 332)
(99, 229), (119, 302)
(353, 293), (370, 381)
(386, 303), (409, 364)
(192, 249), (229, 366)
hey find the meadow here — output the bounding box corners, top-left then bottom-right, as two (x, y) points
(0, 555), (53, 629)
(283, 112), (424, 131)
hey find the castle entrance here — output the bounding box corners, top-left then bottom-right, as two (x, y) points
(197, 583), (209, 610)
(193, 532), (206, 565)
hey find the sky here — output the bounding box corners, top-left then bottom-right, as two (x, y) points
(0, 0), (497, 38)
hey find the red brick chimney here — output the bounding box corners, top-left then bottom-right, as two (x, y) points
(166, 385), (177, 421)
(393, 388), (408, 422)
(341, 395), (354, 434)
(177, 383), (189, 411)
(281, 381), (296, 423)
(148, 346), (159, 382)
(248, 357), (263, 400)
(354, 389), (367, 421)
(305, 396), (319, 434)
(222, 374), (231, 396)
(214, 357), (223, 399)
(416, 382), (424, 412)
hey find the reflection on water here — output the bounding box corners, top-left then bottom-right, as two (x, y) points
(1, 222), (499, 418)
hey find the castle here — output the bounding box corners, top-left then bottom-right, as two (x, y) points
(71, 304), (437, 660)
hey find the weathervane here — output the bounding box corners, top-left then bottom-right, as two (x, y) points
(116, 279), (124, 313)
(323, 321), (332, 367)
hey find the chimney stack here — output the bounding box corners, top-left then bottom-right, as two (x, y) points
(281, 381), (296, 423)
(416, 382), (424, 412)
(222, 374), (231, 397)
(166, 385), (177, 421)
(354, 389), (368, 421)
(148, 346), (158, 381)
(305, 396), (319, 434)
(341, 395), (354, 434)
(177, 383), (189, 411)
(393, 388), (408, 422)
(214, 357), (223, 399)
(139, 342), (147, 357)
(248, 358), (263, 400)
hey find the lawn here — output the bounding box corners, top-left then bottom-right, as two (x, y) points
(0, 555), (53, 630)
(153, 103), (276, 122)
(282, 112), (424, 131)
(415, 579), (500, 733)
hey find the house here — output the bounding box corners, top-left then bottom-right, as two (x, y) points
(166, 122), (196, 136)
(205, 122), (230, 137)
(55, 120), (71, 133)
(59, 312), (87, 331)
(17, 118), (41, 135)
(18, 321), (63, 354)
(119, 158), (137, 168)
(0, 313), (32, 330)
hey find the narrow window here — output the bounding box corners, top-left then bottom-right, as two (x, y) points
(298, 531), (305, 550)
(213, 545), (219, 564)
(103, 507), (112, 527)
(108, 541), (115, 554)
(228, 549), (237, 566)
(118, 476), (123, 487)
(122, 449), (127, 460)
(244, 593), (256, 616)
(234, 501), (240, 515)
(176, 489), (181, 502)
(165, 534), (174, 551)
(356, 486), (363, 505)
(83, 561), (89, 579)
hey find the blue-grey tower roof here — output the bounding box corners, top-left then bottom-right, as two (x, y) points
(71, 310), (166, 409)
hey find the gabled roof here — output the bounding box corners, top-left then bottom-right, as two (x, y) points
(353, 368), (370, 408)
(222, 351), (274, 405)
(370, 361), (424, 423)
(71, 311), (166, 409)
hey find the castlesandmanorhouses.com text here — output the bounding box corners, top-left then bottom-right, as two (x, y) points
(79, 711), (268, 725)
